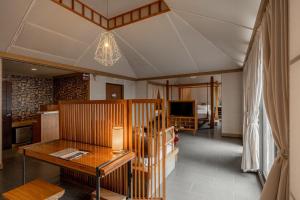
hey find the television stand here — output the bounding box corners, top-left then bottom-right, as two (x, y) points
(168, 100), (198, 135)
(168, 116), (198, 135)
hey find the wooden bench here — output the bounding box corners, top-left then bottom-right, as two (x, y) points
(91, 188), (126, 200)
(2, 179), (65, 200)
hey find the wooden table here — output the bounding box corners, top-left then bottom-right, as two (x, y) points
(20, 140), (135, 200)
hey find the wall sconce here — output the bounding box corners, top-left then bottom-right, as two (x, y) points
(112, 127), (124, 153)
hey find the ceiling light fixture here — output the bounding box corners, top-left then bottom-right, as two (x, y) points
(31, 68), (37, 71)
(94, 0), (121, 66)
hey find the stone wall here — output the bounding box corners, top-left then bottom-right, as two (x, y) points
(4, 74), (54, 121)
(53, 74), (89, 103)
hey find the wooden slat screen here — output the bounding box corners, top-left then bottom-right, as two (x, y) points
(58, 99), (166, 199)
(128, 99), (166, 200)
(59, 100), (128, 195)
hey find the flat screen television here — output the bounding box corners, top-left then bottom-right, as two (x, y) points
(169, 101), (195, 117)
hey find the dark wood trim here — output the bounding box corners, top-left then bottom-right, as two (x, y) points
(51, 0), (170, 31)
(147, 81), (165, 86)
(51, 0), (108, 29)
(137, 68), (243, 81)
(221, 133), (243, 138)
(0, 51), (136, 81)
(148, 81), (222, 88)
(243, 0), (269, 65)
(210, 76), (214, 128)
(166, 80), (169, 101)
(173, 82), (221, 88)
(108, 1), (170, 30)
(53, 72), (84, 79)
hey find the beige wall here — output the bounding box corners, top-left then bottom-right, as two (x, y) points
(289, 0), (300, 199)
(171, 86), (179, 100)
(0, 58), (2, 169)
(191, 87), (211, 105)
(221, 72), (243, 136)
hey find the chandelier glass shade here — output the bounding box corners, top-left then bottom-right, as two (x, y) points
(94, 31), (121, 66)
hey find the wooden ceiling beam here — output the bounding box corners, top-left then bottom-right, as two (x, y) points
(0, 51), (136, 81)
(0, 52), (243, 82)
(172, 82), (221, 88)
(136, 67), (243, 81)
(51, 0), (170, 31)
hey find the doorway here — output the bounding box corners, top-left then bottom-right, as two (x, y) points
(106, 83), (124, 100)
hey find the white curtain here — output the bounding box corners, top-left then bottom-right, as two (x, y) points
(241, 31), (263, 172)
(147, 83), (165, 99)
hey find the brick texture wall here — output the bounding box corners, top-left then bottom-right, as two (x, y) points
(53, 74), (89, 103)
(4, 74), (54, 121)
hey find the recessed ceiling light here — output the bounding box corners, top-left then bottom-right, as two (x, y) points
(31, 68), (37, 71)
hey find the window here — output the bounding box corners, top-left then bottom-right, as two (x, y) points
(259, 100), (276, 179)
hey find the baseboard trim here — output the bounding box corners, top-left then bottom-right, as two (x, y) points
(221, 133), (242, 138)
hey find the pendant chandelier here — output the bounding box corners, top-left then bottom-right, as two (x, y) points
(94, 0), (121, 66)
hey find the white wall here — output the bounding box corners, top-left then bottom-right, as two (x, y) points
(89, 74), (136, 100)
(191, 87), (211, 105)
(289, 1), (300, 199)
(221, 72), (243, 136)
(171, 86), (179, 100)
(135, 81), (148, 99)
(0, 58), (2, 169)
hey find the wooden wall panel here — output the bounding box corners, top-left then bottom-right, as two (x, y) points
(59, 100), (128, 195)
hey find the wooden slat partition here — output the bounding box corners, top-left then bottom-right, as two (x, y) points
(59, 100), (128, 195)
(128, 99), (166, 200)
(52, 0), (108, 29)
(108, 0), (170, 30)
(51, 0), (170, 31)
(58, 99), (166, 199)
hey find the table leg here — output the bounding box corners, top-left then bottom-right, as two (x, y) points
(127, 160), (132, 200)
(23, 155), (26, 184)
(96, 174), (101, 200)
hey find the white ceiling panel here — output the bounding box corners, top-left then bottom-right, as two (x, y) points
(0, 0), (261, 79)
(8, 45), (76, 66)
(176, 10), (252, 64)
(115, 34), (161, 77)
(26, 0), (100, 44)
(116, 14), (199, 75)
(0, 0), (33, 51)
(168, 12), (236, 71)
(3, 59), (72, 77)
(14, 22), (88, 60)
(166, 0), (260, 29)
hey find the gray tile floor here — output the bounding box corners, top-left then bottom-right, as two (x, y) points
(0, 150), (93, 200)
(0, 125), (261, 200)
(167, 126), (261, 200)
